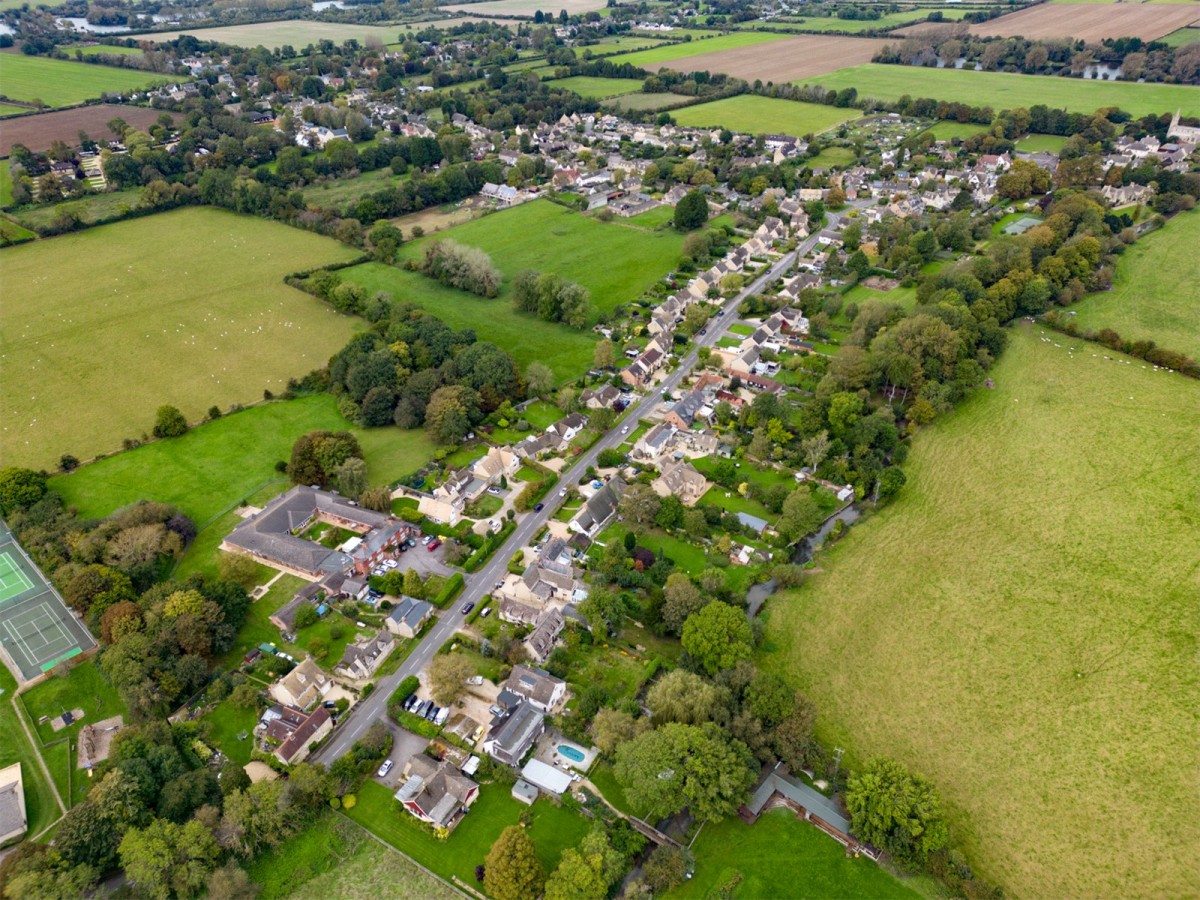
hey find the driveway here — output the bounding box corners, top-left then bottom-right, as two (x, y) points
(373, 724), (430, 789)
(390, 543), (454, 580)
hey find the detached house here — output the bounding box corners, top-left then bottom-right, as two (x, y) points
(261, 705), (332, 765)
(394, 755), (479, 831)
(523, 610), (565, 664)
(504, 665), (567, 712)
(580, 385), (621, 409)
(268, 657), (331, 710)
(385, 595), (434, 639)
(334, 630), (395, 680)
(483, 701), (544, 766)
(570, 477), (626, 538)
(651, 461), (709, 507)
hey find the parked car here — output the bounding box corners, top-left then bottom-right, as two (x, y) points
(415, 700), (431, 718)
(434, 707), (450, 727)
(406, 538), (417, 549)
(481, 607), (492, 618)
(377, 759), (394, 778)
(533, 503), (544, 512)
(460, 602), (475, 615)
(403, 695), (418, 712)
(323, 701), (337, 710)
(427, 539), (441, 551)
(421, 534), (433, 545)
(487, 486), (502, 495)
(425, 704), (440, 721)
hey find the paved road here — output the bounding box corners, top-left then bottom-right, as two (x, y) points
(312, 215), (847, 763)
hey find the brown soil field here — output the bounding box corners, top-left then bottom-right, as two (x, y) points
(656, 34), (890, 82)
(965, 4), (1200, 42)
(0, 105), (172, 156)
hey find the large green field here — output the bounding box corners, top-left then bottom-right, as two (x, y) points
(670, 810), (919, 899)
(670, 95), (857, 136)
(52, 394), (435, 525)
(758, 8), (969, 32)
(338, 200), (685, 379)
(803, 64), (1200, 118)
(140, 20), (405, 49)
(605, 31), (788, 67)
(0, 207), (364, 469)
(767, 324), (1200, 898)
(1071, 210), (1200, 359)
(547, 75), (642, 98)
(0, 53), (183, 108)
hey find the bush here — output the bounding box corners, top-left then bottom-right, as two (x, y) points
(432, 573), (465, 608)
(342, 794), (357, 810)
(294, 604), (319, 629)
(152, 404), (188, 439)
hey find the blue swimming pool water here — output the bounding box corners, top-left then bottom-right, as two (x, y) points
(558, 744), (585, 763)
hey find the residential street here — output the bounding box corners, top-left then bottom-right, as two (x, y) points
(312, 211), (849, 764)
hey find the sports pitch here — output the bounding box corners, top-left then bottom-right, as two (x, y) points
(0, 522), (95, 683)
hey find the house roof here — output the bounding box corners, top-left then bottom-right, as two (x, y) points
(486, 700), (543, 757)
(388, 595), (433, 629)
(275, 706), (330, 762)
(395, 755), (477, 828)
(274, 657), (329, 703)
(523, 611), (565, 662)
(520, 758), (572, 795)
(745, 769), (850, 835)
(575, 477), (626, 532)
(0, 764), (26, 840)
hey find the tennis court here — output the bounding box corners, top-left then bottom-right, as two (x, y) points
(0, 521), (95, 683)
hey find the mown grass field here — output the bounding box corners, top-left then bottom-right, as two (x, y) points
(52, 394), (435, 525)
(670, 95), (857, 136)
(803, 64), (1200, 118)
(767, 8), (969, 32)
(11, 187), (146, 232)
(0, 666), (61, 838)
(0, 53), (183, 107)
(1014, 132), (1068, 153)
(71, 44), (146, 58)
(142, 20), (404, 48)
(1158, 26), (1200, 47)
(604, 30), (788, 67)
(921, 120), (990, 142)
(767, 324), (1200, 898)
(0, 207), (363, 469)
(339, 200), (684, 378)
(670, 810), (920, 899)
(1071, 210), (1200, 359)
(548, 75), (642, 98)
(604, 91), (693, 111)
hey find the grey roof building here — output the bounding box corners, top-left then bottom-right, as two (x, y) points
(571, 477), (627, 537)
(483, 700), (544, 766)
(385, 595), (434, 639)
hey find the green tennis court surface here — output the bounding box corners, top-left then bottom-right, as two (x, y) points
(0, 521), (95, 683)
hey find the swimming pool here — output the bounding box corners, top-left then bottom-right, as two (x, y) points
(557, 744), (585, 763)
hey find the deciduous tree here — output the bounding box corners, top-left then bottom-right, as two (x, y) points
(484, 826), (546, 900)
(681, 602), (752, 675)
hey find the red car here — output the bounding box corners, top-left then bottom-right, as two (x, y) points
(427, 539), (441, 551)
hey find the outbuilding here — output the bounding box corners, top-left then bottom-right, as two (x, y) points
(520, 758), (573, 797)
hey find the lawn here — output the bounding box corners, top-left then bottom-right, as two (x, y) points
(300, 168), (410, 215)
(0, 216), (36, 245)
(604, 31), (787, 68)
(1014, 132), (1068, 153)
(604, 92), (693, 111)
(215, 574), (307, 668)
(766, 324), (1200, 898)
(0, 667), (61, 838)
(338, 200), (685, 377)
(596, 522), (710, 576)
(246, 809), (457, 899)
(72, 44), (146, 58)
(1071, 210), (1200, 358)
(628, 205), (677, 228)
(0, 53), (183, 107)
(344, 780), (590, 885)
(670, 96), (856, 137)
(20, 660), (127, 746)
(840, 281), (918, 311)
(548, 76), (642, 99)
(803, 64), (1200, 118)
(1158, 26), (1200, 47)
(1, 207), (365, 469)
(921, 120), (991, 142)
(807, 146), (857, 169)
(52, 394), (434, 525)
(522, 400), (564, 430)
(142, 20), (404, 49)
(200, 699), (258, 766)
(671, 810), (919, 899)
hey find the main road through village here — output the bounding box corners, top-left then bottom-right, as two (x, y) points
(313, 210), (851, 763)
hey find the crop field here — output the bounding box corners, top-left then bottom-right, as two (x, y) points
(52, 393), (435, 525)
(670, 95), (858, 136)
(0, 54), (183, 108)
(670, 810), (919, 899)
(767, 324), (1200, 898)
(754, 8), (970, 32)
(1159, 25), (1200, 45)
(142, 20), (405, 48)
(337, 200), (683, 378)
(604, 91), (693, 111)
(652, 34), (892, 82)
(966, 3), (1200, 41)
(548, 75), (642, 98)
(0, 207), (363, 469)
(1071, 211), (1200, 359)
(603, 30), (789, 68)
(438, 0), (609, 15)
(802, 64), (1200, 118)
(0, 105), (169, 156)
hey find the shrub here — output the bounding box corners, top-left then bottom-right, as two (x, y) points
(342, 794), (357, 810)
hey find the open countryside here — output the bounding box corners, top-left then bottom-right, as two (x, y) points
(0, 53), (184, 107)
(0, 207), (362, 468)
(1071, 209), (1200, 358)
(803, 64), (1200, 118)
(141, 20), (409, 49)
(649, 34), (892, 82)
(769, 325), (1200, 899)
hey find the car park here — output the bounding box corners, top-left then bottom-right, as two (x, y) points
(377, 759), (394, 778)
